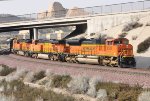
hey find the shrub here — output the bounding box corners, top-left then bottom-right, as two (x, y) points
(96, 82), (142, 101)
(67, 76), (89, 94)
(96, 82), (120, 100)
(0, 80), (75, 101)
(32, 71), (46, 82)
(5, 68), (28, 82)
(39, 70), (55, 86)
(137, 37), (150, 53)
(132, 35), (138, 40)
(146, 22), (150, 26)
(0, 80), (24, 93)
(0, 64), (16, 76)
(51, 75), (71, 88)
(118, 90), (140, 101)
(23, 71), (46, 83)
(122, 21), (143, 32)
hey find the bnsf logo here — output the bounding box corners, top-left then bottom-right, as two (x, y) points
(83, 47), (95, 51)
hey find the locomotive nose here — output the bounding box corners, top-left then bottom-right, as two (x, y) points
(120, 57), (136, 68)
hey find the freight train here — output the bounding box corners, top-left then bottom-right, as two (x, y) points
(10, 38), (136, 68)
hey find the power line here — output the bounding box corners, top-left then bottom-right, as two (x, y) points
(0, 0), (13, 1)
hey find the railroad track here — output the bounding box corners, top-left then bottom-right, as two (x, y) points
(2, 54), (150, 77)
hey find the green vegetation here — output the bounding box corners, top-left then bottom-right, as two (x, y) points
(0, 80), (74, 101)
(0, 64), (16, 76)
(51, 75), (72, 88)
(96, 82), (142, 101)
(137, 37), (150, 53)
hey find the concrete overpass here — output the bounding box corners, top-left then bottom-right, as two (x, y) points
(0, 0), (150, 39)
(0, 17), (88, 39)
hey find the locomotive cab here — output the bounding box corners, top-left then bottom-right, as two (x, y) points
(106, 38), (129, 45)
(106, 38), (136, 67)
(105, 38), (136, 67)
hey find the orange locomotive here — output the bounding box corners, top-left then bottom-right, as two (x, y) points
(11, 38), (136, 68)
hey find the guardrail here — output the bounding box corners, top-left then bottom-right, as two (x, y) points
(0, 0), (150, 23)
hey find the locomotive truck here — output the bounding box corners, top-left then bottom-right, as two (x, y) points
(10, 38), (136, 68)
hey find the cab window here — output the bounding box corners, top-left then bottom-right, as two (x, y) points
(107, 41), (113, 45)
(114, 40), (122, 45)
(123, 40), (129, 44)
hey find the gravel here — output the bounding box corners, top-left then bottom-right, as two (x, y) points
(0, 54), (150, 88)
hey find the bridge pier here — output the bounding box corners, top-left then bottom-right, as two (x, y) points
(29, 29), (34, 39)
(33, 28), (38, 40)
(64, 24), (87, 39)
(29, 28), (38, 40)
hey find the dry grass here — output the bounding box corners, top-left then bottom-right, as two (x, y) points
(32, 71), (46, 82)
(51, 75), (72, 88)
(96, 82), (142, 101)
(23, 71), (46, 83)
(0, 80), (75, 101)
(0, 64), (16, 76)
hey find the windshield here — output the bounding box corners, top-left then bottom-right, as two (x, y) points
(114, 39), (129, 45)
(122, 40), (129, 44)
(114, 40), (122, 45)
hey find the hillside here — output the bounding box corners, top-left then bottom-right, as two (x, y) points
(0, 14), (21, 23)
(87, 15), (150, 68)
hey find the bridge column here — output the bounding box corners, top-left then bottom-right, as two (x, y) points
(29, 29), (34, 39)
(29, 28), (38, 40)
(33, 28), (38, 40)
(64, 24), (87, 39)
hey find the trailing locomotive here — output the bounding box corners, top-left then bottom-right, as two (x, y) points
(10, 38), (136, 68)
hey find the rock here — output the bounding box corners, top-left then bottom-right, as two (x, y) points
(0, 65), (4, 72)
(0, 86), (5, 92)
(23, 72), (35, 82)
(66, 7), (88, 17)
(36, 77), (50, 85)
(47, 2), (66, 18)
(87, 87), (97, 98)
(87, 77), (102, 98)
(96, 89), (108, 101)
(0, 94), (16, 101)
(138, 91), (150, 101)
(67, 76), (89, 94)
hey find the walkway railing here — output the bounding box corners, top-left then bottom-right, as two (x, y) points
(0, 0), (150, 23)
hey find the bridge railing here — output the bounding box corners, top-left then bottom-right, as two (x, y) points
(0, 0), (150, 24)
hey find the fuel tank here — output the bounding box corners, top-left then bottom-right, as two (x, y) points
(17, 51), (24, 56)
(37, 54), (49, 59)
(76, 57), (99, 65)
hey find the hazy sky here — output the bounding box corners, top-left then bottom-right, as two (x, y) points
(0, 0), (140, 15)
